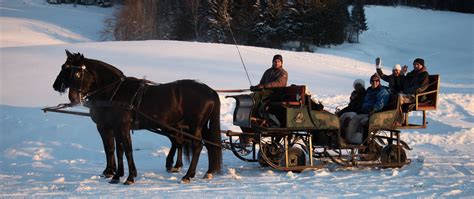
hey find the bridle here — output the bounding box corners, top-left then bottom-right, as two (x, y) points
(66, 63), (125, 104)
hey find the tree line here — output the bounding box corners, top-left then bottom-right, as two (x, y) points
(102, 0), (368, 52)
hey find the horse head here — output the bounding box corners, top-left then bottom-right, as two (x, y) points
(53, 50), (96, 105)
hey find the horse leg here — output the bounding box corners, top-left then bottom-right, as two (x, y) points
(203, 127), (216, 178)
(121, 124), (137, 185)
(109, 135), (122, 184)
(116, 141), (124, 177)
(205, 146), (219, 179)
(166, 138), (177, 173)
(181, 127), (203, 183)
(174, 143), (183, 172)
(97, 125), (115, 178)
(109, 127), (129, 184)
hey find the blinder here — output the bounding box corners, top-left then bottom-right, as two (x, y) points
(65, 64), (91, 103)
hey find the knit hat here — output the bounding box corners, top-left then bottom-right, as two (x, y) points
(393, 64), (401, 71)
(273, 54), (283, 62)
(413, 58), (424, 67)
(353, 79), (365, 89)
(370, 73), (380, 82)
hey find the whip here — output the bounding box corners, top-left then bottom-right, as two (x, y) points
(225, 17), (253, 87)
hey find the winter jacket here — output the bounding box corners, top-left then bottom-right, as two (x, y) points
(361, 86), (390, 114)
(376, 68), (405, 94)
(259, 67), (288, 88)
(403, 67), (429, 95)
(337, 88), (366, 116)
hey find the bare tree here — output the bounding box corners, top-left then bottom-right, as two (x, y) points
(102, 0), (158, 41)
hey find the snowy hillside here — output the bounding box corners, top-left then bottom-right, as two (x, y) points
(0, 0), (473, 197)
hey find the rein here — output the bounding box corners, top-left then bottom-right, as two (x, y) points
(135, 110), (222, 148)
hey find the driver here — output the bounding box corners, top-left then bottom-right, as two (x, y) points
(249, 54), (288, 127)
(251, 54), (288, 90)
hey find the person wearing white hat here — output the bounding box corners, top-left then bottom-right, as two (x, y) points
(375, 57), (406, 94)
(337, 79), (366, 117)
(337, 79), (367, 141)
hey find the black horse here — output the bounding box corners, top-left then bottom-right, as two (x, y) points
(52, 50), (222, 184)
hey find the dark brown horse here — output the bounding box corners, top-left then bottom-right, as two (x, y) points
(52, 50), (222, 184)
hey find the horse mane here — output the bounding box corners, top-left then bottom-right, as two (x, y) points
(85, 57), (125, 78)
(173, 79), (202, 85)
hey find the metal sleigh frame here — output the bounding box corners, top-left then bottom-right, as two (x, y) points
(223, 76), (439, 172)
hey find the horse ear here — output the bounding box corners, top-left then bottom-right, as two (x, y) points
(80, 54), (84, 60)
(65, 49), (72, 58)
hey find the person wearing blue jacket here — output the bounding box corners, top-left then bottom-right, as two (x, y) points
(345, 73), (390, 144)
(360, 74), (390, 114)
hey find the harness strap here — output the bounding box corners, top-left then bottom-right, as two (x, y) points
(132, 80), (148, 129)
(135, 110), (222, 148)
(85, 76), (125, 101)
(109, 77), (125, 102)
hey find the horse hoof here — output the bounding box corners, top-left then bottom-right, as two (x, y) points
(101, 173), (114, 178)
(181, 178), (191, 184)
(109, 178), (120, 184)
(123, 180), (134, 185)
(203, 173), (213, 180)
(167, 168), (181, 173)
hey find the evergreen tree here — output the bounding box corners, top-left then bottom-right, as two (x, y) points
(206, 0), (231, 43)
(276, 3), (303, 49)
(300, 3), (322, 50)
(249, 0), (285, 48)
(249, 1), (272, 47)
(229, 0), (258, 45)
(314, 0), (349, 46)
(173, 0), (194, 40)
(349, 0), (368, 43)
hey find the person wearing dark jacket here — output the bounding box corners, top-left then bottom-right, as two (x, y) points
(344, 73), (390, 144)
(249, 54), (288, 128)
(337, 79), (366, 117)
(375, 57), (406, 94)
(399, 58), (430, 104)
(251, 54), (288, 90)
(258, 54), (288, 88)
(338, 79), (367, 140)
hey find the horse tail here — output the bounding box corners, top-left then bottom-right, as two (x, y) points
(208, 91), (222, 174)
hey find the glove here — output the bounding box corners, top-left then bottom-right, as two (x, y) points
(375, 57), (382, 69)
(401, 65), (408, 74)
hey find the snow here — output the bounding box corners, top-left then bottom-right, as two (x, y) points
(0, 0), (473, 197)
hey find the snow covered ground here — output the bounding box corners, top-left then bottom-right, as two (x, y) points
(0, 0), (473, 197)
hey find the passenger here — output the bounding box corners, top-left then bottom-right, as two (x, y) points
(398, 58), (430, 104)
(345, 73), (390, 144)
(250, 54), (288, 90)
(375, 57), (407, 94)
(337, 79), (366, 117)
(338, 79), (367, 141)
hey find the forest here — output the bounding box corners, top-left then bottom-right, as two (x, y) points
(101, 0), (471, 51)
